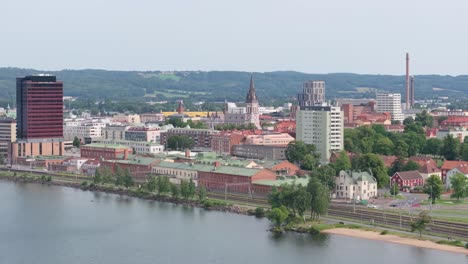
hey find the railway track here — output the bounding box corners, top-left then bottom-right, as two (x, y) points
(328, 205), (468, 240)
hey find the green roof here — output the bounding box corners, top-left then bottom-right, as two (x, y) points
(83, 143), (131, 149)
(106, 156), (160, 166)
(155, 161), (263, 177)
(254, 177), (310, 187)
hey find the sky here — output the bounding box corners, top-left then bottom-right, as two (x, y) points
(2, 0), (468, 75)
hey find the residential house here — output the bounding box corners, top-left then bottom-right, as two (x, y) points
(391, 170), (424, 190)
(445, 164), (468, 189)
(334, 170), (378, 201)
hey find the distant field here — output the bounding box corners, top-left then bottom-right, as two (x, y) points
(144, 90), (190, 98)
(138, 73), (182, 82)
(355, 87), (377, 93)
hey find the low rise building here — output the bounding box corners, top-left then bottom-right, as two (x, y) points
(334, 170), (378, 201)
(102, 125), (130, 141)
(418, 162), (442, 180)
(253, 177), (309, 195)
(125, 126), (161, 142)
(445, 165), (468, 189)
(112, 114), (141, 124)
(97, 139), (164, 155)
(211, 131), (246, 155)
(161, 128), (219, 151)
(0, 118), (16, 163)
(140, 113), (165, 123)
(101, 156), (160, 181)
(232, 144), (287, 160)
(440, 160), (468, 183)
(244, 133), (294, 145)
(152, 161), (198, 185)
(80, 143), (132, 159)
(391, 170), (424, 190)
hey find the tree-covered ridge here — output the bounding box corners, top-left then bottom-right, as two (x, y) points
(1, 67), (468, 106)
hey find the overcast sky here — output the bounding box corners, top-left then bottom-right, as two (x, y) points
(2, 0), (468, 75)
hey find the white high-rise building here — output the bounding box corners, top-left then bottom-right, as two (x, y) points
(376, 93), (404, 122)
(298, 81), (326, 107)
(296, 105), (344, 164)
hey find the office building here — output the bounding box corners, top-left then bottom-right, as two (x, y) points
(298, 81), (325, 107)
(0, 118), (16, 162)
(10, 75), (65, 163)
(376, 93), (404, 122)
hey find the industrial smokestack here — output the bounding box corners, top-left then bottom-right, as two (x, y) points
(406, 53), (410, 110)
(410, 76), (415, 108)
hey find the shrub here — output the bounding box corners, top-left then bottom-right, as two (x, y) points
(255, 207), (265, 218)
(46, 176), (52, 182)
(81, 181), (88, 187)
(465, 243), (468, 249)
(436, 240), (464, 247)
(203, 199), (228, 208)
(380, 230), (388, 235)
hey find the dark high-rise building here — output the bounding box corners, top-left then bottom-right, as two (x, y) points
(297, 80), (325, 107)
(16, 75), (63, 140)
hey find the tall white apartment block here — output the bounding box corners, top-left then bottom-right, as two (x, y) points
(376, 93), (404, 122)
(296, 105), (344, 164)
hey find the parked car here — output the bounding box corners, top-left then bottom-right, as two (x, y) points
(389, 203), (398, 207)
(367, 204), (377, 209)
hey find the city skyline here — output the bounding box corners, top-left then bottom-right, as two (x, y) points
(2, 1), (468, 75)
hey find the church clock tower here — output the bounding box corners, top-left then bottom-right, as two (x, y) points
(245, 75), (260, 129)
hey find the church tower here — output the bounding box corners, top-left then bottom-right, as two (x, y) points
(245, 75), (260, 129)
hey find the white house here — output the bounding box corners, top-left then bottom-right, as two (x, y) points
(445, 165), (468, 189)
(334, 170), (378, 201)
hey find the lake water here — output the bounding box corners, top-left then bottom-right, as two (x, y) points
(0, 180), (466, 264)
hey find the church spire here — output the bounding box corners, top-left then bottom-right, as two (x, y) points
(246, 74), (258, 103)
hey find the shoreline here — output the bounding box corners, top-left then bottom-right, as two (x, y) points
(323, 228), (468, 255)
(0, 175), (250, 215)
(1, 173), (467, 255)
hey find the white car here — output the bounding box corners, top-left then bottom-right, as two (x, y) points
(367, 204), (378, 209)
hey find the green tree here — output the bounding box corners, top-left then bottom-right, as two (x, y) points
(301, 154), (318, 170)
(389, 157), (406, 176)
(423, 175), (444, 204)
(170, 183), (180, 199)
(307, 177), (330, 221)
(390, 184), (399, 196)
(267, 183), (310, 219)
(332, 150), (351, 172)
(100, 166), (113, 184)
(403, 131), (426, 157)
(165, 117), (186, 128)
(410, 211), (432, 238)
(93, 169), (102, 184)
(415, 110), (434, 127)
(441, 135), (460, 160)
(0, 154), (4, 165)
(72, 136), (81, 148)
(180, 179), (191, 200)
(450, 173), (468, 201)
(198, 185), (207, 201)
(403, 117), (415, 126)
(157, 176), (171, 194)
(188, 178), (196, 199)
(114, 165), (125, 186)
(460, 141), (468, 161)
(267, 205), (289, 227)
(402, 160), (420, 171)
(393, 139), (409, 158)
(373, 136), (394, 155)
(123, 168), (134, 188)
(167, 135), (195, 150)
(352, 154), (388, 188)
(146, 176), (158, 192)
(312, 165), (336, 191)
(285, 141), (318, 165)
(422, 138), (443, 155)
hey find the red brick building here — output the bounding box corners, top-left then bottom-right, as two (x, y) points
(391, 170), (424, 189)
(197, 162), (276, 193)
(160, 128), (219, 151)
(264, 160), (300, 177)
(100, 156), (160, 182)
(441, 117), (468, 128)
(211, 131), (246, 155)
(81, 143), (132, 159)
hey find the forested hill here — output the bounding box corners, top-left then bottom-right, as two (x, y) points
(1, 67), (467, 106)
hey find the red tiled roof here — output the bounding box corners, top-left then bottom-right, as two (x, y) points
(452, 164), (468, 174)
(409, 156), (437, 168)
(441, 160), (468, 171)
(419, 163), (441, 174)
(380, 155), (398, 167)
(394, 170), (423, 180)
